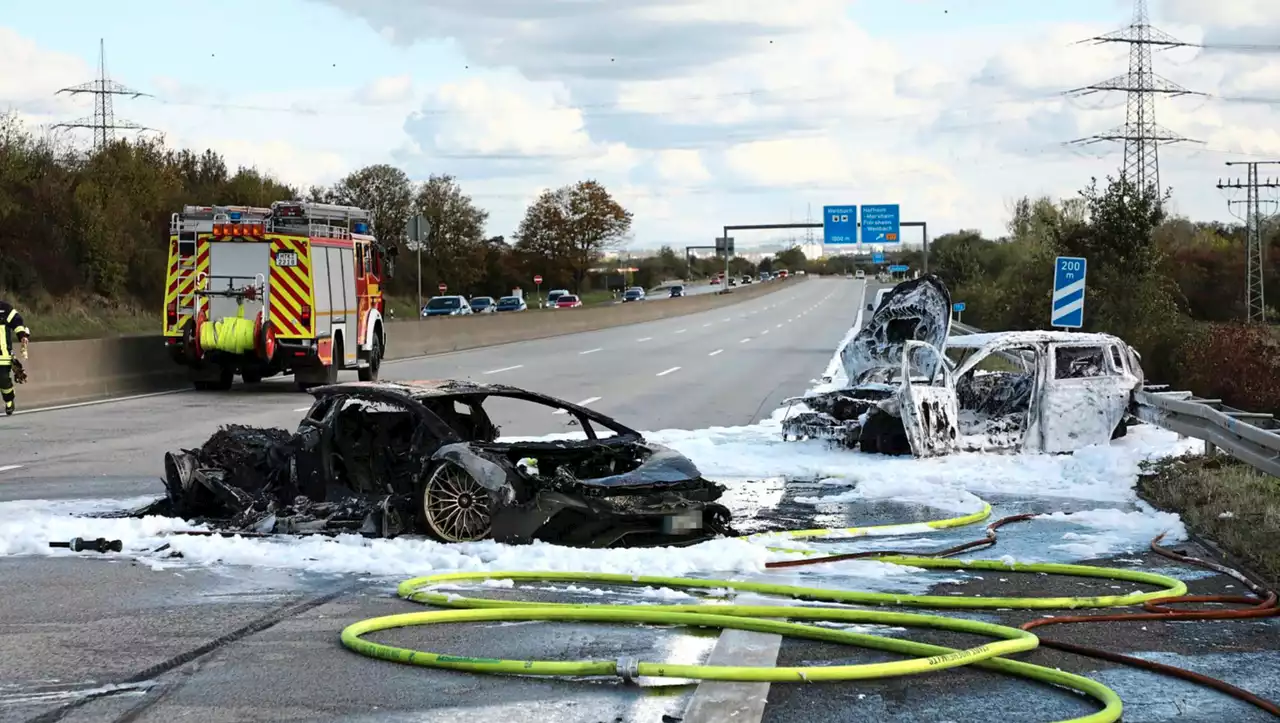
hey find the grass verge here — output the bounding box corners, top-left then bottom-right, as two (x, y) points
(1137, 454), (1280, 584)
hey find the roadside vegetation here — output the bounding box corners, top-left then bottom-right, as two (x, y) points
(1139, 454), (1280, 584)
(1, 113), (828, 339)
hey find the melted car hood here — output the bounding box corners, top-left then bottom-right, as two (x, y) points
(841, 275), (953, 384)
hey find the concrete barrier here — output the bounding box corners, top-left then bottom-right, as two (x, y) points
(18, 277), (801, 410)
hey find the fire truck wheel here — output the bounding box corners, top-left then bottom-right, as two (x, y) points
(326, 338), (343, 384)
(358, 334), (382, 382)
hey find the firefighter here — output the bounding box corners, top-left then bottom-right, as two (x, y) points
(0, 300), (31, 416)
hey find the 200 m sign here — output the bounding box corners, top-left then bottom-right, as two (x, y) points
(275, 251), (299, 267)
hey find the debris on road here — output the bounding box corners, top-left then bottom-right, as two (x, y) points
(783, 274), (1145, 457)
(48, 537), (122, 553)
(117, 381), (736, 547)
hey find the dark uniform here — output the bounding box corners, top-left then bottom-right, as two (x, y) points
(0, 300), (31, 416)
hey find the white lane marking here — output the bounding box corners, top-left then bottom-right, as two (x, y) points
(553, 396), (601, 414)
(708, 349), (723, 357)
(0, 464), (23, 473)
(292, 407), (312, 412)
(483, 364), (524, 374)
(656, 366), (681, 377)
(740, 337), (752, 343)
(637, 337), (653, 342)
(675, 329), (687, 334)
(580, 348), (602, 355)
(17, 388), (189, 416)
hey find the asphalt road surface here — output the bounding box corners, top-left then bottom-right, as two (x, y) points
(4, 275), (1276, 723)
(0, 277), (864, 723)
(0, 276), (856, 503)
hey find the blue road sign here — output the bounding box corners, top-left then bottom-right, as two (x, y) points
(1051, 256), (1087, 328)
(953, 302), (966, 313)
(889, 264), (909, 273)
(861, 204), (900, 244)
(872, 252), (885, 264)
(823, 205), (857, 244)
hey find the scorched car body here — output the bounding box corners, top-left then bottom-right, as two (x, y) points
(142, 381), (734, 547)
(782, 275), (1144, 457)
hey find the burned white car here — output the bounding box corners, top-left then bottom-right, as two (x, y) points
(783, 275), (1144, 456)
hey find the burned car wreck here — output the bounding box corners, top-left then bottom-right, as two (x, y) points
(782, 275), (1145, 457)
(128, 381), (735, 547)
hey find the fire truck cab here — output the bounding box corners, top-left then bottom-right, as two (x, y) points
(163, 201), (396, 391)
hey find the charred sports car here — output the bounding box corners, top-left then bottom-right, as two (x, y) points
(131, 381), (735, 547)
(783, 275), (1144, 457)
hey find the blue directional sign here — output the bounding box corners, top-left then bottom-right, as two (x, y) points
(823, 205), (857, 245)
(889, 264), (909, 273)
(953, 302), (966, 313)
(861, 204), (900, 245)
(1051, 256), (1087, 328)
(872, 252), (885, 264)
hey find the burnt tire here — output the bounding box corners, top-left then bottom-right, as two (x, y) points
(358, 334), (381, 382)
(419, 461), (493, 543)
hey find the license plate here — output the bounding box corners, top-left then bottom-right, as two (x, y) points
(661, 510), (703, 534)
(275, 251), (298, 267)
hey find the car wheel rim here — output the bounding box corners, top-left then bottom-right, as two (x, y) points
(422, 463), (492, 542)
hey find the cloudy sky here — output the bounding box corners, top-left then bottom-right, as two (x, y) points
(3, 0), (1279, 252)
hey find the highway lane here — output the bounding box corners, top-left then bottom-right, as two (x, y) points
(0, 277), (862, 503)
(0, 276), (865, 723)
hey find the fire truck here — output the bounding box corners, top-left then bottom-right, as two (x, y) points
(163, 201), (397, 391)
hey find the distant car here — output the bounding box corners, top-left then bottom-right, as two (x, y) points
(555, 294), (582, 309)
(423, 295), (473, 317)
(669, 285), (685, 298)
(623, 287), (645, 302)
(855, 270), (865, 280)
(547, 289), (570, 306)
(495, 296), (527, 312)
(470, 296), (496, 314)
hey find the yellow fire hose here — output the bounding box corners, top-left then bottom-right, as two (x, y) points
(198, 304), (258, 355)
(342, 564), (1188, 723)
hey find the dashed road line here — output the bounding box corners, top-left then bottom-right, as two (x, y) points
(580, 348), (602, 355)
(483, 364), (524, 374)
(0, 464), (23, 473)
(708, 349), (723, 356)
(553, 396), (601, 414)
(656, 366), (681, 377)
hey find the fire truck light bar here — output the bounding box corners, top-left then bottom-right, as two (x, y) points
(213, 223), (266, 238)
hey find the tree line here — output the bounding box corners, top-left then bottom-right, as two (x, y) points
(0, 113), (659, 311)
(923, 176), (1280, 413)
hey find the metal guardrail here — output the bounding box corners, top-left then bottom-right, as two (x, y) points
(949, 321), (1280, 477)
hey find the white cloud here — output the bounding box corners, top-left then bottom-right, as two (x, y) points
(8, 1), (1280, 250)
(354, 74), (416, 105)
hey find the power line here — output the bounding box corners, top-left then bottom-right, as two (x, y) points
(51, 39), (153, 150)
(1064, 0), (1204, 195)
(1217, 162), (1280, 323)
